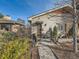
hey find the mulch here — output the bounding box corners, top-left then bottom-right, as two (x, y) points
(31, 47), (40, 59)
(50, 42), (79, 59)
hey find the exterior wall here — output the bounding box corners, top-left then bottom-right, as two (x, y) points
(41, 14), (64, 34)
(12, 24), (20, 32)
(65, 22), (73, 33)
(30, 11), (73, 35)
(32, 26), (38, 34)
(76, 0), (79, 3)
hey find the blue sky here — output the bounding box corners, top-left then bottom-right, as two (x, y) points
(0, 0), (70, 23)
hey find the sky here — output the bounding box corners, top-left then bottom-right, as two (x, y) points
(0, 0), (70, 23)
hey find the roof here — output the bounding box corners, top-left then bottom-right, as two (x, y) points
(0, 19), (24, 26)
(29, 4), (72, 19)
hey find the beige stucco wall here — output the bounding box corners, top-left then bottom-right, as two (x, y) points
(30, 12), (73, 35)
(12, 24), (20, 32)
(41, 14), (64, 34)
(32, 26), (38, 34)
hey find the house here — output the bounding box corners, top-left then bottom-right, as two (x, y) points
(28, 4), (79, 38)
(0, 16), (24, 33)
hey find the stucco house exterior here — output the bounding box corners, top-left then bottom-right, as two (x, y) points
(28, 4), (78, 38)
(0, 16), (24, 33)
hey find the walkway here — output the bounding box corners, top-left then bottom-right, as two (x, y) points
(37, 38), (58, 59)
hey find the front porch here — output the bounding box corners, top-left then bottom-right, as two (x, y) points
(32, 21), (43, 38)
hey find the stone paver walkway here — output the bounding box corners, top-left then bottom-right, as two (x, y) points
(38, 44), (57, 59)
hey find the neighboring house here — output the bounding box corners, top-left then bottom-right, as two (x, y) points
(0, 16), (24, 33)
(28, 4), (76, 38)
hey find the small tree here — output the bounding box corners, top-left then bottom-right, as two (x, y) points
(0, 13), (4, 18)
(52, 26), (58, 42)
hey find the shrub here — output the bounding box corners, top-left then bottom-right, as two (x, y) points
(0, 38), (31, 59)
(52, 26), (58, 42)
(2, 32), (15, 41)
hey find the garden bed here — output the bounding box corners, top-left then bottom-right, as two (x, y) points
(0, 37), (31, 59)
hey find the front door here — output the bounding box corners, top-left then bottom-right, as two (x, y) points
(37, 24), (42, 38)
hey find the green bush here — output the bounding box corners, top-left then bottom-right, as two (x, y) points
(2, 32), (15, 41)
(0, 38), (31, 59)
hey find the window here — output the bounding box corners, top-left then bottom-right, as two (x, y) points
(44, 24), (46, 26)
(1, 24), (11, 31)
(56, 23), (63, 31)
(60, 25), (63, 30)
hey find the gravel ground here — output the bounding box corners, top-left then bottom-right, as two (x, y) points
(50, 42), (79, 59)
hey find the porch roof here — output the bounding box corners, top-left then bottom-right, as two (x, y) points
(32, 21), (43, 26)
